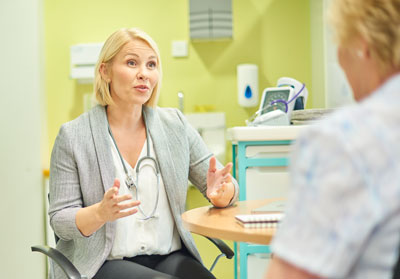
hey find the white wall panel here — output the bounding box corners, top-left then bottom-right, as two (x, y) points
(0, 0), (46, 278)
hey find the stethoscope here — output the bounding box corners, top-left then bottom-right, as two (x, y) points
(107, 111), (160, 220)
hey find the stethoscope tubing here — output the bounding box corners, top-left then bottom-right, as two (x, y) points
(270, 83), (306, 113)
(106, 109), (161, 220)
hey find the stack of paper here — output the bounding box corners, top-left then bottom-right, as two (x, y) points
(291, 108), (335, 125)
(235, 213), (283, 228)
(235, 201), (286, 228)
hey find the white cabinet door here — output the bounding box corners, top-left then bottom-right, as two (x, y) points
(244, 144), (291, 200)
(247, 254), (271, 279)
(246, 167), (289, 200)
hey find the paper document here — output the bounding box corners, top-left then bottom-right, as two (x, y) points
(251, 200), (286, 214)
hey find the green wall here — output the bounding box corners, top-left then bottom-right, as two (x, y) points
(44, 1), (311, 278)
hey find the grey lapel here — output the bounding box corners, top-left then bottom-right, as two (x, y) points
(143, 106), (182, 213)
(88, 105), (182, 214)
(89, 105), (115, 193)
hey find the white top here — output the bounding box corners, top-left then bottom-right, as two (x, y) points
(271, 74), (400, 278)
(107, 134), (181, 259)
(227, 126), (304, 142)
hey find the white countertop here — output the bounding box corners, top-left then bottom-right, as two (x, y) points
(227, 125), (306, 142)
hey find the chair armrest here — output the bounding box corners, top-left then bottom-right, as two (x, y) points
(31, 245), (86, 279)
(204, 237), (234, 259)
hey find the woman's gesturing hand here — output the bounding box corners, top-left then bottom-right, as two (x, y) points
(206, 156), (235, 208)
(76, 178), (140, 236)
(96, 178), (140, 223)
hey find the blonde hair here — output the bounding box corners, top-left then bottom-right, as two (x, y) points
(94, 28), (162, 107)
(328, 0), (400, 74)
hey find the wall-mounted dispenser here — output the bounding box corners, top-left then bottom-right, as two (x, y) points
(70, 43), (103, 83)
(189, 0), (233, 40)
(237, 64), (259, 107)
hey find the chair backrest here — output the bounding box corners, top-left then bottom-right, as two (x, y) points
(393, 244), (400, 279)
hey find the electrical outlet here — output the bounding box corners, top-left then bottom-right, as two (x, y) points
(171, 40), (188, 57)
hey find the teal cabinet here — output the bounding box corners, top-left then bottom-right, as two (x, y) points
(228, 126), (303, 279)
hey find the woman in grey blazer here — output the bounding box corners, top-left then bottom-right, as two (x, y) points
(49, 28), (238, 279)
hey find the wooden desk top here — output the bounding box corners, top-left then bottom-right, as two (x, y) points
(182, 199), (281, 245)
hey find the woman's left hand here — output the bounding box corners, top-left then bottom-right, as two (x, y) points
(206, 156), (235, 207)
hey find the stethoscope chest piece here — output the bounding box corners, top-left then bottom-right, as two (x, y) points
(125, 175), (136, 190)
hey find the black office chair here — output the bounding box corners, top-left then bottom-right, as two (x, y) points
(393, 241), (400, 279)
(33, 189), (234, 279)
(32, 236), (233, 279)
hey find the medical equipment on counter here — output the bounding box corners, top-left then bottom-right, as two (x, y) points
(246, 77), (308, 126)
(247, 109), (289, 126)
(107, 112), (160, 220)
(277, 77), (308, 111)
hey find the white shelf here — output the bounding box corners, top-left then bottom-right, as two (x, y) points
(227, 126), (306, 142)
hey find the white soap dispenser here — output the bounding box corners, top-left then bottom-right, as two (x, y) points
(237, 64), (259, 107)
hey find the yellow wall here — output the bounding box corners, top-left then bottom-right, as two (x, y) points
(45, 0), (312, 155)
(44, 1), (311, 278)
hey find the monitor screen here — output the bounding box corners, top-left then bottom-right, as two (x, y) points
(260, 88), (291, 115)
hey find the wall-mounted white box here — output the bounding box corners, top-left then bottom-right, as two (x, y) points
(184, 112), (226, 164)
(70, 43), (103, 83)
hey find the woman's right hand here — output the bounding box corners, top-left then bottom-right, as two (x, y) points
(96, 178), (140, 223)
(76, 178), (140, 236)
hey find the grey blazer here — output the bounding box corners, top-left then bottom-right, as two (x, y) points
(48, 105), (238, 279)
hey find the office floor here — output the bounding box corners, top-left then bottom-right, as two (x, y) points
(186, 186), (234, 279)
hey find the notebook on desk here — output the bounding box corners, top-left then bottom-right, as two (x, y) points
(251, 200), (286, 214)
(235, 213), (283, 228)
(235, 201), (286, 228)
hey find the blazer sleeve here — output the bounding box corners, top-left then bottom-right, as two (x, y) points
(48, 124), (88, 241)
(175, 109), (239, 207)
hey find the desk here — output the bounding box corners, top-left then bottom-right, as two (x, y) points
(182, 199), (279, 245)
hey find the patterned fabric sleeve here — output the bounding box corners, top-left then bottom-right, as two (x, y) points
(271, 122), (385, 278)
